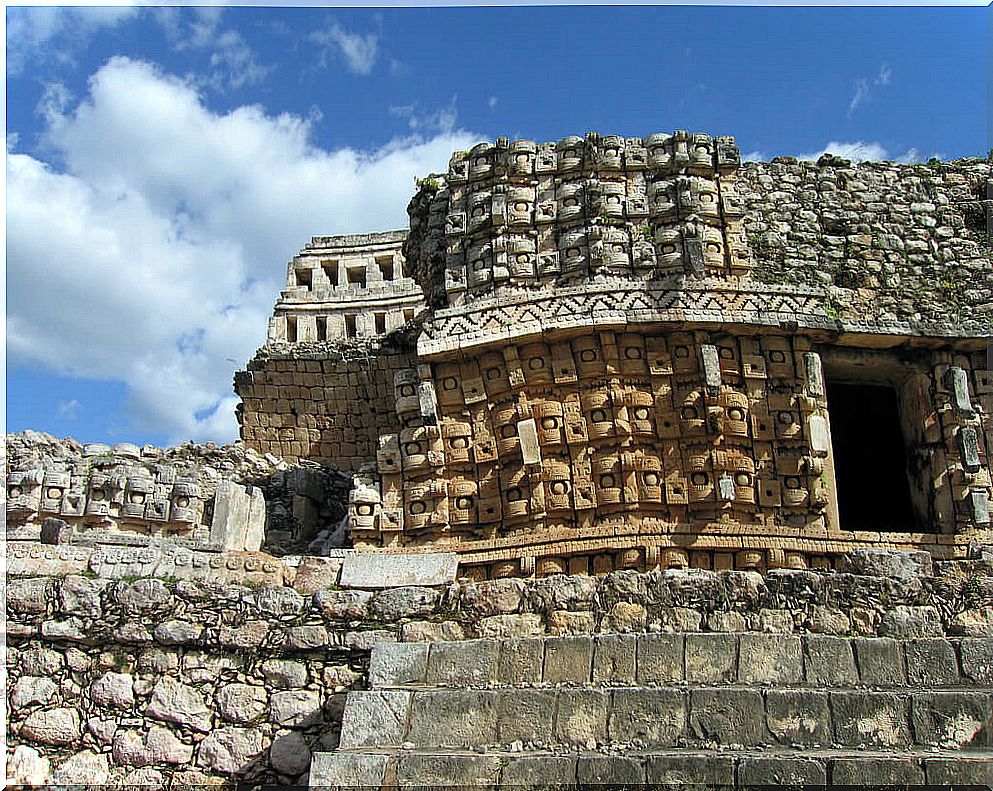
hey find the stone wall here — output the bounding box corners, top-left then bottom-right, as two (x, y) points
(6, 549), (993, 786)
(235, 338), (418, 470)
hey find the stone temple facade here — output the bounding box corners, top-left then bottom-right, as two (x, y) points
(236, 131), (993, 580)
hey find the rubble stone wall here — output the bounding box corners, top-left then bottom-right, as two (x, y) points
(6, 551), (993, 786)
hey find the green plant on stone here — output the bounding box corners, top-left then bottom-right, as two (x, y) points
(415, 176), (440, 191)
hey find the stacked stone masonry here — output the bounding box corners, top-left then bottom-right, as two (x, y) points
(268, 230), (424, 344)
(7, 550), (993, 786)
(236, 132), (993, 573)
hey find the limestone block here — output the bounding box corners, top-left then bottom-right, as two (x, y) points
(56, 575), (105, 617)
(636, 634), (684, 683)
(210, 480), (265, 552)
(19, 647), (64, 675)
(153, 619), (203, 646)
(10, 676), (58, 709)
(112, 726), (194, 767)
(20, 707), (80, 746)
(309, 751), (388, 788)
(830, 758), (925, 785)
(6, 745), (50, 787)
(408, 689), (498, 747)
(7, 577), (53, 614)
(282, 625), (329, 650)
(495, 688), (557, 743)
(738, 634), (803, 684)
(544, 636), (593, 683)
(685, 634), (737, 683)
(766, 689), (832, 744)
(578, 755), (645, 786)
(426, 640), (498, 687)
(911, 691), (992, 748)
(497, 637), (545, 684)
(924, 757), (993, 785)
(260, 659), (308, 689)
(688, 689), (766, 745)
(196, 726), (270, 775)
(608, 688), (685, 746)
(145, 678), (212, 732)
(644, 753), (736, 785)
(738, 756), (826, 785)
(369, 586), (440, 620)
(960, 638), (993, 683)
(804, 635), (858, 685)
(499, 755), (578, 790)
(853, 637), (906, 686)
(396, 753), (501, 787)
(905, 638), (961, 685)
(369, 642), (429, 688)
(90, 671), (135, 709)
(843, 549), (933, 579)
(339, 552), (457, 588)
(554, 689), (609, 746)
(217, 683), (268, 724)
(592, 634), (637, 683)
(831, 691), (910, 747)
(50, 750), (110, 786)
(270, 689), (322, 728)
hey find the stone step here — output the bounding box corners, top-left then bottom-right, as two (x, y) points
(310, 747), (993, 788)
(339, 683), (993, 754)
(370, 634), (993, 691)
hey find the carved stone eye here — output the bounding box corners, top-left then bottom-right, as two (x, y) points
(472, 259), (487, 271)
(605, 147), (619, 157)
(707, 243), (721, 253)
(515, 154), (529, 164)
(634, 407), (650, 421)
(9, 486), (22, 497)
(700, 193), (714, 202)
(357, 504), (374, 516)
(690, 472), (709, 486)
(674, 346), (690, 358)
(486, 367), (502, 380)
(130, 492), (145, 504)
(719, 347), (734, 359)
(612, 244), (626, 253)
(662, 244), (677, 254)
(735, 472), (751, 486)
(695, 144), (709, 153)
(442, 377), (458, 391)
(499, 425), (516, 438)
(591, 409), (608, 423)
(507, 488), (524, 502)
(607, 195), (621, 204)
(563, 197), (578, 207)
(624, 346), (642, 359)
(176, 496), (190, 508)
(516, 253), (530, 263)
(47, 487), (62, 499)
(566, 247), (581, 258)
(515, 202), (529, 212)
(680, 406), (699, 420)
(399, 384), (415, 397)
(404, 442), (422, 455)
(777, 412), (795, 425)
(472, 206), (485, 217)
(456, 497), (473, 509)
(563, 149), (577, 159)
(528, 357), (545, 370)
(450, 436), (469, 449)
(769, 350), (787, 363)
(728, 408), (746, 421)
(643, 472), (660, 487)
(600, 475), (615, 488)
(551, 481), (568, 495)
(541, 417), (558, 430)
(409, 500), (427, 515)
(475, 157), (487, 166)
(784, 476), (802, 490)
(579, 349), (597, 362)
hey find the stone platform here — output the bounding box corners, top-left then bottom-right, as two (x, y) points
(311, 633), (993, 788)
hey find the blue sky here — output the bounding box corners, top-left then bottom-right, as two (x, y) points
(6, 4), (987, 447)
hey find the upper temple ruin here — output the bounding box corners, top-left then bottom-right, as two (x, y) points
(230, 131), (992, 578)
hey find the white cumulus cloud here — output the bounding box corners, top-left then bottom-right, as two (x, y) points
(310, 23), (380, 76)
(796, 140), (921, 163)
(7, 56), (481, 444)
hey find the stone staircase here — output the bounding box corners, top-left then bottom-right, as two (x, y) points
(310, 633), (993, 788)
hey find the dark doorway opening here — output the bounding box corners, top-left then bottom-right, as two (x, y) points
(826, 381), (918, 532)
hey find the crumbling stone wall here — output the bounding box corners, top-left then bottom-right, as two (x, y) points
(6, 549), (993, 786)
(235, 337), (418, 470)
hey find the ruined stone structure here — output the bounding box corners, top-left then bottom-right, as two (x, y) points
(237, 132), (993, 578)
(7, 134), (993, 790)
